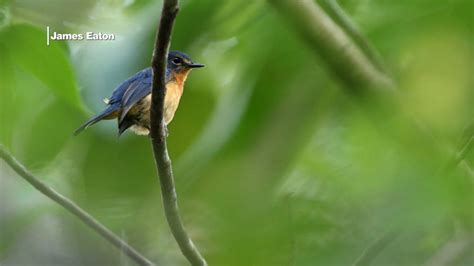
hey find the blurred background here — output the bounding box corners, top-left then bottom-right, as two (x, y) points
(0, 0), (473, 265)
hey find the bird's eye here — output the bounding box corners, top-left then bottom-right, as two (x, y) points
(172, 58), (182, 65)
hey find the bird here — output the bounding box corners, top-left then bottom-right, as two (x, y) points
(74, 51), (204, 136)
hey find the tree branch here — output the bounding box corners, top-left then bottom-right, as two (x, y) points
(149, 0), (207, 265)
(269, 2), (473, 265)
(319, 0), (388, 75)
(0, 145), (154, 266)
(268, 0), (395, 94)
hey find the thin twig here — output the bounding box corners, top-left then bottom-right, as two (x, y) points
(453, 123), (474, 169)
(424, 235), (473, 266)
(353, 231), (397, 266)
(0, 145), (154, 266)
(442, 122), (474, 176)
(458, 136), (474, 162)
(149, 0), (207, 265)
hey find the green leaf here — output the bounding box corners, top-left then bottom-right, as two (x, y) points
(0, 24), (83, 110)
(20, 99), (83, 166)
(0, 42), (16, 147)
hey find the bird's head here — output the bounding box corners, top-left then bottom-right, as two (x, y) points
(168, 50), (204, 74)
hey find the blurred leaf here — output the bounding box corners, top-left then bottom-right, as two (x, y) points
(0, 24), (83, 111)
(19, 99), (82, 166)
(0, 24), (84, 165)
(1, 0), (473, 265)
(0, 42), (15, 147)
(10, 0), (96, 29)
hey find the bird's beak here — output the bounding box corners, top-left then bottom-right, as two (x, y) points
(187, 63), (205, 68)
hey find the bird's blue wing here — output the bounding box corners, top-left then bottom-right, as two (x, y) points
(119, 73), (152, 123)
(108, 68), (150, 105)
(117, 67), (172, 124)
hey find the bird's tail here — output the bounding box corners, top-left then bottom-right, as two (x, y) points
(73, 105), (118, 136)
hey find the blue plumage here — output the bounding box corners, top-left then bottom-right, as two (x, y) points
(74, 51), (204, 136)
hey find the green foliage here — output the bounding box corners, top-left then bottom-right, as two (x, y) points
(0, 0), (472, 265)
(0, 25), (83, 110)
(0, 23), (84, 166)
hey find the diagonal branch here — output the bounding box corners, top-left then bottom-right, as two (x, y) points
(352, 231), (397, 266)
(0, 145), (154, 266)
(268, 0), (470, 168)
(269, 1), (472, 265)
(447, 135), (474, 177)
(424, 234), (473, 266)
(268, 0), (395, 94)
(149, 0), (207, 265)
(319, 0), (389, 75)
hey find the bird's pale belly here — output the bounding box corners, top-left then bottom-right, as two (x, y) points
(128, 82), (183, 135)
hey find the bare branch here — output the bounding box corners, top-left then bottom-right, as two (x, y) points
(0, 145), (154, 266)
(268, 4), (473, 266)
(319, 0), (389, 75)
(149, 0), (207, 265)
(268, 0), (395, 94)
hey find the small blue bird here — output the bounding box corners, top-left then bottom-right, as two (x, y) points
(74, 51), (204, 136)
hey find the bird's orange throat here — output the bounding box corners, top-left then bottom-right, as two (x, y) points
(173, 69), (191, 87)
